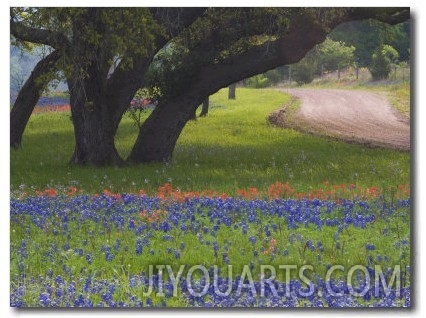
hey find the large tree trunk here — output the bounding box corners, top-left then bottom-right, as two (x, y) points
(69, 108), (123, 167)
(68, 67), (124, 166)
(10, 50), (61, 149)
(127, 99), (196, 163)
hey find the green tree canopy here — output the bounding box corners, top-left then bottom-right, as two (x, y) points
(330, 19), (410, 66)
(315, 37), (355, 71)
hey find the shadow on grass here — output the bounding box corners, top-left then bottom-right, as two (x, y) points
(11, 122), (410, 195)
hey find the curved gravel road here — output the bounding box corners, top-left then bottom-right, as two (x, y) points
(279, 88), (410, 151)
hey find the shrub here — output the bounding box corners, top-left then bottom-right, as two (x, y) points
(369, 45), (399, 80)
(247, 74), (270, 88)
(292, 59), (315, 85)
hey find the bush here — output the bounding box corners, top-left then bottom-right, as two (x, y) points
(292, 60), (315, 85)
(264, 69), (284, 85)
(247, 74), (270, 88)
(369, 45), (399, 80)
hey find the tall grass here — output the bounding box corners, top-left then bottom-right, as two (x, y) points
(10, 88), (409, 195)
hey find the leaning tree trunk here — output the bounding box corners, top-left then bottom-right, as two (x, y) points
(128, 99), (196, 163)
(10, 50), (61, 149)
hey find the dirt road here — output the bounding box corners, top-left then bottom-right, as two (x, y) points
(278, 88), (410, 151)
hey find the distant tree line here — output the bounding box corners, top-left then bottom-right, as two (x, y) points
(245, 19), (410, 85)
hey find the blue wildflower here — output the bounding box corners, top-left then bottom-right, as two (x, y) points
(136, 239), (143, 255)
(249, 236), (256, 245)
(39, 292), (51, 306)
(366, 243), (376, 251)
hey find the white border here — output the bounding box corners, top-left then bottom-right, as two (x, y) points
(3, 1), (424, 318)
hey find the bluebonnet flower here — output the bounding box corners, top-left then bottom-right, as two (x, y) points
(136, 239), (143, 255)
(222, 252), (230, 264)
(160, 221), (171, 232)
(105, 252), (114, 262)
(86, 253), (93, 265)
(162, 235), (174, 242)
(114, 239), (121, 251)
(75, 248), (84, 256)
(146, 297), (153, 307)
(249, 236), (256, 245)
(174, 250), (181, 260)
(366, 243), (376, 251)
(264, 225), (271, 236)
(74, 294), (85, 307)
(101, 292), (112, 303)
(54, 275), (64, 286)
(213, 242), (219, 258)
(55, 288), (63, 298)
(39, 292), (51, 306)
(83, 276), (92, 293)
(242, 224), (248, 235)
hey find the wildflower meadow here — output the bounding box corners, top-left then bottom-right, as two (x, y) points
(11, 182), (410, 307)
(10, 87), (410, 308)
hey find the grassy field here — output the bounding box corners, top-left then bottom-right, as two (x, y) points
(10, 88), (411, 307)
(11, 88), (410, 196)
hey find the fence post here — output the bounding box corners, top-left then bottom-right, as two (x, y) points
(288, 65), (292, 85)
(356, 58), (359, 80)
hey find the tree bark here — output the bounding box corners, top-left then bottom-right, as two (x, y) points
(228, 83), (236, 100)
(200, 97), (209, 117)
(68, 62), (125, 167)
(128, 99), (195, 163)
(10, 50), (61, 149)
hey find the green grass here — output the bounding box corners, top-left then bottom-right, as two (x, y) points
(365, 82), (410, 119)
(11, 88), (410, 195)
(10, 88), (410, 307)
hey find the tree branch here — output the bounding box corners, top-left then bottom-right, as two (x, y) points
(149, 7), (207, 38)
(106, 8), (206, 128)
(10, 19), (70, 49)
(344, 7), (410, 25)
(162, 7), (410, 105)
